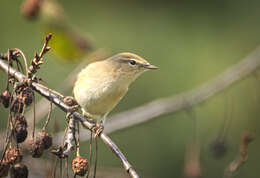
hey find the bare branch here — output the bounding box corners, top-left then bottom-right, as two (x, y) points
(0, 59), (139, 178)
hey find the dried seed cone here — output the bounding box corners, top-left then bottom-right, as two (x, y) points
(14, 116), (28, 143)
(1, 90), (11, 108)
(210, 139), (228, 159)
(10, 163), (28, 178)
(4, 148), (23, 164)
(28, 138), (44, 158)
(72, 156), (89, 176)
(11, 98), (24, 114)
(0, 161), (10, 178)
(19, 87), (34, 106)
(37, 131), (52, 149)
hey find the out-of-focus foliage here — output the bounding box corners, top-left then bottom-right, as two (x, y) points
(40, 0), (93, 61)
(1, 0), (260, 178)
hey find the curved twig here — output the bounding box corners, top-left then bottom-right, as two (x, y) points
(12, 48), (29, 77)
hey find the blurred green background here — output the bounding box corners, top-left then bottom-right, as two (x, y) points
(1, 0), (260, 177)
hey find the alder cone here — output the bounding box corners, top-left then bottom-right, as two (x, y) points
(14, 116), (28, 143)
(28, 138), (44, 158)
(19, 87), (34, 106)
(0, 161), (10, 177)
(4, 148), (22, 164)
(72, 156), (89, 176)
(37, 131), (52, 149)
(10, 163), (28, 178)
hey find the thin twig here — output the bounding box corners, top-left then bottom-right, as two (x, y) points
(42, 100), (52, 130)
(76, 121), (80, 157)
(12, 48), (29, 77)
(66, 157), (69, 178)
(86, 131), (93, 178)
(224, 132), (254, 178)
(93, 138), (98, 178)
(53, 157), (58, 178)
(6, 50), (11, 90)
(28, 33), (52, 78)
(32, 92), (36, 138)
(60, 158), (63, 178)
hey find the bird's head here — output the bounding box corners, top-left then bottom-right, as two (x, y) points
(108, 52), (158, 79)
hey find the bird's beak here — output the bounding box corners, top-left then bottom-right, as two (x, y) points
(143, 64), (159, 70)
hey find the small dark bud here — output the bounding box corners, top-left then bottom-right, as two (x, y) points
(0, 161), (10, 177)
(46, 33), (52, 41)
(210, 139), (228, 159)
(10, 163), (28, 178)
(45, 46), (51, 52)
(28, 138), (45, 158)
(1, 90), (11, 108)
(72, 156), (89, 176)
(34, 52), (39, 59)
(37, 131), (52, 150)
(4, 147), (23, 164)
(14, 116), (28, 143)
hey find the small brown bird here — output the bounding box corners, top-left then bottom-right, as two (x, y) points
(73, 52), (158, 125)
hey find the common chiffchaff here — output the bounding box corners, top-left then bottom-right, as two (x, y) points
(73, 52), (158, 124)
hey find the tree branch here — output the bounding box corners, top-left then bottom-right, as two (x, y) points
(0, 59), (139, 178)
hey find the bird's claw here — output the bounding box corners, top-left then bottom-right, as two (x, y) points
(92, 123), (104, 138)
(63, 96), (79, 112)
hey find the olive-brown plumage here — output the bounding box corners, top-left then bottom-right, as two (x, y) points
(73, 52), (158, 122)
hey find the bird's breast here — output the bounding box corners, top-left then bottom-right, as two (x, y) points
(74, 75), (128, 118)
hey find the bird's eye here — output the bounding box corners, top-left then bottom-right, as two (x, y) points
(129, 60), (136, 65)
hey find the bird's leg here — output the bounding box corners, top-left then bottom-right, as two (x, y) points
(63, 96), (79, 120)
(92, 121), (104, 138)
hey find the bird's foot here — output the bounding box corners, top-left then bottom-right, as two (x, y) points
(63, 96), (79, 112)
(63, 96), (79, 121)
(92, 123), (104, 138)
